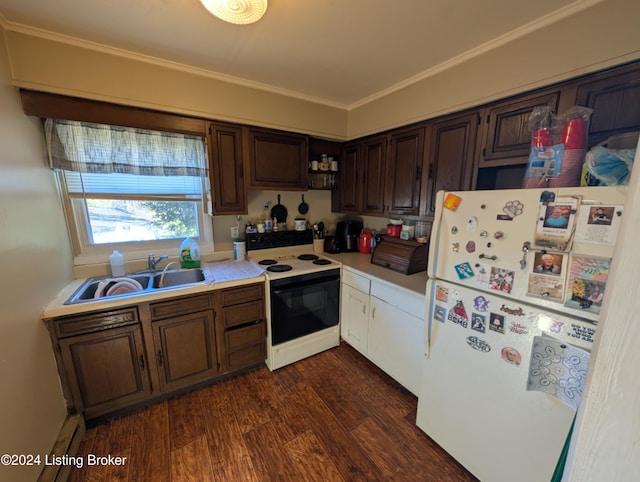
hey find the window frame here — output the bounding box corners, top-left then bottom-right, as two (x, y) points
(57, 170), (214, 265)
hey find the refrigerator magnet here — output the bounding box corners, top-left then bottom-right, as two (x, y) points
(473, 295), (490, 312)
(447, 300), (469, 328)
(434, 305), (447, 323)
(501, 347), (522, 366)
(454, 262), (474, 279)
(435, 285), (449, 302)
(466, 240), (476, 253)
(489, 267), (514, 293)
(471, 313), (486, 333)
(443, 193), (462, 211)
(466, 336), (491, 352)
(489, 313), (505, 334)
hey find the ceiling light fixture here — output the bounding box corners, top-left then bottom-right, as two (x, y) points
(199, 0), (267, 25)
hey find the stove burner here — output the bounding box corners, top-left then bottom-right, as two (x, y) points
(298, 254), (319, 261)
(258, 259), (278, 266)
(267, 264), (293, 272)
(313, 259), (331, 265)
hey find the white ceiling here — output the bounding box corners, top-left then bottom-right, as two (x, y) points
(0, 0), (581, 108)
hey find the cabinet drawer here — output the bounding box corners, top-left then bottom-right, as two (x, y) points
(220, 283), (264, 307)
(371, 280), (425, 320)
(221, 300), (264, 329)
(342, 269), (371, 293)
(52, 307), (139, 338)
(227, 342), (266, 369)
(226, 321), (266, 351)
(150, 294), (213, 321)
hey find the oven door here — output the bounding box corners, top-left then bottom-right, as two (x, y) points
(269, 268), (340, 346)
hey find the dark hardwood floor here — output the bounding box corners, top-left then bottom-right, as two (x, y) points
(69, 343), (477, 481)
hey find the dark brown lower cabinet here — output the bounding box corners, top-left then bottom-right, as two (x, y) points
(56, 319), (151, 420)
(46, 284), (266, 421)
(151, 310), (218, 392)
(215, 282), (267, 373)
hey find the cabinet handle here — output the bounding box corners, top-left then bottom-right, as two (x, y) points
(416, 165), (421, 180)
(139, 354), (145, 371)
(362, 305), (366, 315)
(372, 307), (376, 319)
(157, 350), (163, 366)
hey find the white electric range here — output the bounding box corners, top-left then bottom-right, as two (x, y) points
(247, 230), (341, 370)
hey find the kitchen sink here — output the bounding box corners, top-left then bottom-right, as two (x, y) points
(152, 268), (205, 288)
(64, 269), (205, 305)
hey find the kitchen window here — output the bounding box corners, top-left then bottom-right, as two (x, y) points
(45, 119), (213, 265)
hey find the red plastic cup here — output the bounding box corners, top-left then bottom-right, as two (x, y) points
(560, 118), (586, 149)
(532, 128), (553, 147)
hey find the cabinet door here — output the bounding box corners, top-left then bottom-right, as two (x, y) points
(574, 63), (640, 147)
(59, 325), (151, 419)
(367, 297), (423, 395)
(340, 284), (370, 355)
(208, 122), (246, 214)
(361, 135), (387, 215)
(424, 112), (479, 215)
(152, 311), (218, 392)
(481, 90), (560, 165)
(387, 126), (425, 216)
(338, 142), (361, 212)
(248, 128), (308, 190)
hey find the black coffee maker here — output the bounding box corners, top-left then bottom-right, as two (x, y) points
(336, 220), (363, 252)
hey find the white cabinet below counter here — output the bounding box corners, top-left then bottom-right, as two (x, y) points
(340, 268), (425, 395)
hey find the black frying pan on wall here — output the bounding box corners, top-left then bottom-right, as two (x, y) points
(271, 194), (288, 223)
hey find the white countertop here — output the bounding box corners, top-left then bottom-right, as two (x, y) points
(42, 262), (266, 319)
(325, 251), (428, 296)
(43, 252), (428, 319)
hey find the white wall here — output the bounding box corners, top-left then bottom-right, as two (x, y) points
(0, 31), (71, 482)
(563, 140), (640, 481)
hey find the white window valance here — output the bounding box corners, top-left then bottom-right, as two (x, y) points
(44, 119), (207, 177)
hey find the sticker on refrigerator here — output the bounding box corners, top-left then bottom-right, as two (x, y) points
(532, 251), (564, 276)
(527, 335), (590, 411)
(527, 273), (564, 302)
(447, 300), (469, 328)
(473, 264), (490, 287)
(574, 205), (623, 245)
(454, 262), (474, 280)
(435, 285), (449, 303)
(533, 195), (581, 252)
(501, 347), (522, 366)
(488, 267), (514, 294)
(472, 295), (490, 312)
(471, 313), (486, 333)
(508, 322), (530, 335)
(497, 200), (524, 220)
(499, 304), (526, 316)
(443, 193), (462, 211)
(536, 313), (566, 335)
(567, 323), (596, 343)
(564, 255), (610, 314)
(489, 313), (505, 334)
(466, 336), (491, 352)
(433, 305), (447, 323)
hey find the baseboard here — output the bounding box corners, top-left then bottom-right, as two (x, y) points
(38, 414), (85, 482)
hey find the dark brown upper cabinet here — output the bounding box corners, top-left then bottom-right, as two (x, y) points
(386, 126), (426, 217)
(338, 142), (361, 213)
(360, 135), (387, 215)
(247, 127), (308, 190)
(574, 62), (640, 148)
(424, 111), (479, 215)
(208, 122), (247, 214)
(479, 89), (561, 167)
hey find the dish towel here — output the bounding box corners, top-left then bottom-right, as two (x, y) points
(202, 259), (265, 284)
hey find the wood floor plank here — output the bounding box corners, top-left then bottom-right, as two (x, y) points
(242, 420), (302, 482)
(170, 435), (215, 482)
(68, 343), (477, 482)
(126, 402), (171, 482)
(168, 390), (207, 451)
(284, 429), (346, 482)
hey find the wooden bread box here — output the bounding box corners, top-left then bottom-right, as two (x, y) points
(371, 237), (429, 275)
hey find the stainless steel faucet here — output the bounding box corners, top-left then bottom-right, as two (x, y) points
(148, 254), (168, 271)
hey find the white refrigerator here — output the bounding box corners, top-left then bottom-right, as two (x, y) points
(416, 186), (627, 482)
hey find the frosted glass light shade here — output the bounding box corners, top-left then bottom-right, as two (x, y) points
(200, 0), (268, 25)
